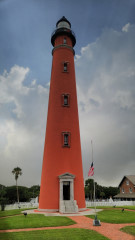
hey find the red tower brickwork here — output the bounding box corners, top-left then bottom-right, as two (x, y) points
(39, 17), (86, 213)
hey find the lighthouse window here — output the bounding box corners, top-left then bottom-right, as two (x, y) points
(63, 38), (67, 44)
(62, 62), (69, 72)
(62, 132), (70, 147)
(64, 62), (67, 72)
(57, 21), (70, 29)
(62, 94), (70, 107)
(64, 134), (68, 145)
(64, 95), (68, 105)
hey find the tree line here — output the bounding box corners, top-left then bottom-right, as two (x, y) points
(0, 167), (40, 210)
(0, 184), (40, 204)
(85, 179), (119, 200)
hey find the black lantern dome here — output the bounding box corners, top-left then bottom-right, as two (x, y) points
(51, 16), (76, 47)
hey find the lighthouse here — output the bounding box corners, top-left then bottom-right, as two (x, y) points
(39, 17), (86, 213)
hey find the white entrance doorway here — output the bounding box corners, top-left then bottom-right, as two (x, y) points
(59, 172), (78, 213)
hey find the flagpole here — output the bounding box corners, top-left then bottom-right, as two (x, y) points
(93, 177), (96, 216)
(91, 140), (96, 218)
(91, 140), (101, 226)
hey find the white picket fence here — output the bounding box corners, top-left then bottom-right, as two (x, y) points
(86, 200), (135, 207)
(2, 202), (39, 211)
(1, 200), (135, 211)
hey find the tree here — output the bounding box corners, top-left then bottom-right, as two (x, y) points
(5, 186), (30, 203)
(85, 179), (95, 200)
(100, 191), (105, 200)
(28, 185), (40, 199)
(0, 185), (7, 211)
(12, 167), (22, 203)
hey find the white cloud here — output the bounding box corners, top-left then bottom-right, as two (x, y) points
(0, 65), (49, 186)
(0, 65), (30, 119)
(31, 79), (36, 86)
(7, 65), (30, 95)
(122, 23), (130, 32)
(76, 23), (135, 186)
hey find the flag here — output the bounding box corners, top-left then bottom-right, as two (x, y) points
(88, 162), (94, 176)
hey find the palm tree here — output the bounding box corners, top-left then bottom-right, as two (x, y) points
(12, 167), (22, 203)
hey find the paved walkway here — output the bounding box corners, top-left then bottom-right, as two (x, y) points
(0, 210), (135, 240)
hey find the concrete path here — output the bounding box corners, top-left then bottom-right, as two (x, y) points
(32, 208), (102, 216)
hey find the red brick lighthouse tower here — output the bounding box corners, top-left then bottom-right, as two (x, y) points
(39, 17), (86, 213)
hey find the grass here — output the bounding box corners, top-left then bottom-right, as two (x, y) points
(118, 206), (135, 210)
(0, 208), (36, 218)
(0, 229), (109, 240)
(0, 209), (23, 217)
(87, 209), (135, 224)
(88, 206), (114, 209)
(0, 214), (75, 230)
(88, 206), (135, 210)
(121, 226), (135, 236)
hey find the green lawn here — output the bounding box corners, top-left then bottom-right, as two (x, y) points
(121, 226), (135, 236)
(0, 209), (23, 217)
(0, 208), (36, 217)
(0, 214), (75, 230)
(0, 229), (109, 240)
(118, 206), (135, 210)
(87, 209), (135, 224)
(88, 206), (135, 210)
(88, 206), (115, 210)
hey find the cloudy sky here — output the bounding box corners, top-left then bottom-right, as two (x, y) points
(0, 0), (135, 187)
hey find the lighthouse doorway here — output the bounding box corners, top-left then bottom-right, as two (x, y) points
(63, 181), (70, 200)
(59, 173), (78, 213)
(59, 173), (75, 202)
